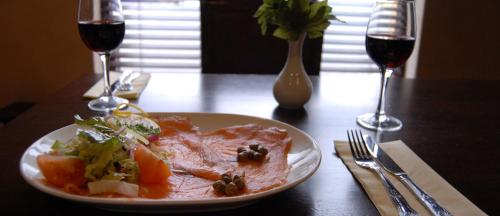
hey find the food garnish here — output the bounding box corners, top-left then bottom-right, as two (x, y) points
(37, 105), (166, 197)
(212, 173), (246, 196)
(237, 143), (269, 162)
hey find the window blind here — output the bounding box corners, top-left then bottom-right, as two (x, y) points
(113, 0), (377, 74)
(111, 0), (201, 73)
(321, 0), (379, 73)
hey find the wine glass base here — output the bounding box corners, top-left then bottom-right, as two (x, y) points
(88, 96), (129, 112)
(356, 113), (402, 132)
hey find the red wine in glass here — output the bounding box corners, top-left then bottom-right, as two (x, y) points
(78, 0), (128, 112)
(78, 20), (125, 53)
(366, 34), (415, 69)
(357, 0), (417, 132)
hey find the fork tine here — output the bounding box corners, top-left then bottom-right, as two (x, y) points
(347, 130), (357, 159)
(357, 130), (370, 157)
(354, 130), (368, 159)
(351, 130), (363, 159)
(350, 130), (362, 159)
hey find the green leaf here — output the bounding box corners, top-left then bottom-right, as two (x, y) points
(254, 0), (341, 40)
(288, 0), (309, 13)
(82, 138), (121, 180)
(306, 20), (330, 32)
(263, 0), (277, 5)
(127, 123), (160, 137)
(307, 31), (323, 39)
(78, 129), (110, 143)
(74, 115), (114, 134)
(309, 0), (327, 18)
(253, 6), (264, 18)
(260, 22), (268, 35)
(329, 14), (346, 23)
(51, 140), (64, 150)
(309, 5), (327, 24)
(273, 27), (291, 40)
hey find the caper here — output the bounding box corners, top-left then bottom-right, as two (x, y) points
(224, 182), (239, 196)
(249, 143), (260, 151)
(212, 180), (226, 193)
(233, 176), (245, 189)
(253, 152), (264, 161)
(257, 145), (268, 156)
(252, 151), (262, 161)
(221, 173), (232, 183)
(243, 150), (253, 160)
(237, 147), (246, 153)
(237, 151), (250, 161)
(237, 152), (246, 161)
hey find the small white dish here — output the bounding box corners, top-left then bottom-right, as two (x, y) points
(20, 113), (321, 213)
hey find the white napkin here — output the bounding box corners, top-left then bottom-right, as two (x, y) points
(83, 71), (150, 100)
(334, 140), (486, 216)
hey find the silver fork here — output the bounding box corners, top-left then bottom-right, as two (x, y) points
(348, 129), (418, 216)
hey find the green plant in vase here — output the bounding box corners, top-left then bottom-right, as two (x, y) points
(254, 0), (341, 41)
(254, 0), (342, 109)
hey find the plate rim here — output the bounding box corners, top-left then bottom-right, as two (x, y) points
(19, 112), (322, 207)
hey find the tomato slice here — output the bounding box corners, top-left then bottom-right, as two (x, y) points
(134, 144), (171, 185)
(139, 183), (170, 199)
(36, 155), (86, 187)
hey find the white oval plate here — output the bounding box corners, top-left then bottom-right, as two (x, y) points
(20, 113), (321, 213)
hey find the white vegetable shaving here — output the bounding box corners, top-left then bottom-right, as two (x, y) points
(88, 180), (139, 197)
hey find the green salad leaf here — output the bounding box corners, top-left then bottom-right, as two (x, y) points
(50, 115), (143, 183)
(80, 137), (122, 181)
(128, 123), (160, 138)
(74, 115), (114, 134)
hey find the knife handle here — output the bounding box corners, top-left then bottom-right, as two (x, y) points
(399, 174), (453, 216)
(374, 167), (418, 216)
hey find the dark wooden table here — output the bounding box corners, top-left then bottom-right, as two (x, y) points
(1, 73), (498, 215)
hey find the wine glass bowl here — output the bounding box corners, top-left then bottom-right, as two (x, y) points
(357, 0), (416, 131)
(78, 20), (125, 53)
(78, 0), (128, 112)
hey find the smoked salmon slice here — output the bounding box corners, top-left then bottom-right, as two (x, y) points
(151, 116), (291, 199)
(203, 124), (292, 193)
(154, 116), (230, 181)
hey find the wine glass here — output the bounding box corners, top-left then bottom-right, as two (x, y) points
(357, 0), (416, 131)
(78, 0), (128, 112)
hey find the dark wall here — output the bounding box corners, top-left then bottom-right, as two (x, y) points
(417, 0), (500, 80)
(201, 0), (323, 75)
(0, 0), (93, 107)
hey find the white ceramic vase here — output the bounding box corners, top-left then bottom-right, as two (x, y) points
(273, 33), (313, 109)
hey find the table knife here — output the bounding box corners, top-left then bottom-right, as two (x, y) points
(118, 71), (140, 91)
(99, 77), (121, 98)
(364, 136), (453, 216)
(108, 78), (122, 94)
(109, 71), (133, 94)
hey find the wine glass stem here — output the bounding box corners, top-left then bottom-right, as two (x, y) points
(100, 53), (112, 97)
(374, 67), (394, 119)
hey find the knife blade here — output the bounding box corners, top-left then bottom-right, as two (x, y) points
(110, 79), (121, 93)
(365, 136), (404, 174)
(99, 77), (121, 98)
(109, 71), (135, 94)
(364, 136), (453, 216)
(118, 71), (140, 91)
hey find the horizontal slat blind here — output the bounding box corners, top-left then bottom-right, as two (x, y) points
(113, 0), (378, 74)
(111, 0), (201, 73)
(321, 0), (379, 73)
